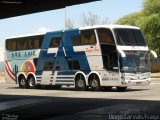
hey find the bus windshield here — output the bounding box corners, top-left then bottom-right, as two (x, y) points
(114, 29), (146, 46)
(120, 51), (150, 73)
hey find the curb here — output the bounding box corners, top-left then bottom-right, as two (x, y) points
(151, 76), (160, 78)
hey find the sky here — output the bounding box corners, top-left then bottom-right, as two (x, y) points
(0, 0), (144, 49)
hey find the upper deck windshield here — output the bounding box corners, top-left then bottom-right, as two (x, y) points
(114, 28), (146, 46)
(120, 51), (150, 73)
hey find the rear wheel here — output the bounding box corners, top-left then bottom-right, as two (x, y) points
(19, 76), (28, 88)
(90, 76), (101, 91)
(75, 75), (87, 91)
(28, 76), (36, 89)
(116, 87), (127, 91)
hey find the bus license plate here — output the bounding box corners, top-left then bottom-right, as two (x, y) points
(136, 82), (142, 85)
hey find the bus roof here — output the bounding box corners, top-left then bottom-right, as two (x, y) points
(6, 24), (140, 40)
(80, 24), (140, 30)
(5, 32), (46, 40)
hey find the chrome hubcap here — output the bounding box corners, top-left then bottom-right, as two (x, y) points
(91, 79), (98, 88)
(78, 79), (84, 88)
(21, 78), (25, 86)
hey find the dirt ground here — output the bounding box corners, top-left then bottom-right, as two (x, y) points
(151, 73), (160, 78)
(0, 75), (5, 81)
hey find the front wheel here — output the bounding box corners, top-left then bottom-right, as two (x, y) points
(28, 77), (36, 89)
(90, 79), (101, 91)
(116, 87), (127, 91)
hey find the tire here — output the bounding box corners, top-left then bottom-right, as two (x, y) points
(90, 77), (101, 91)
(75, 75), (87, 91)
(28, 76), (36, 89)
(19, 76), (28, 89)
(116, 87), (127, 91)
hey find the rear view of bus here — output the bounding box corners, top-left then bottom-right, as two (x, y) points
(5, 25), (158, 91)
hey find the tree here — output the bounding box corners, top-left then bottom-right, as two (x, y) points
(116, 0), (160, 56)
(80, 11), (109, 27)
(65, 11), (109, 29)
(143, 0), (160, 15)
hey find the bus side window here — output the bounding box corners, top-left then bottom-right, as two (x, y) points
(71, 35), (81, 46)
(6, 39), (16, 51)
(34, 39), (40, 49)
(43, 62), (54, 71)
(49, 37), (60, 48)
(68, 60), (80, 70)
(17, 39), (27, 50)
(28, 39), (34, 49)
(97, 28), (114, 44)
(33, 36), (43, 49)
(11, 40), (17, 51)
(81, 29), (96, 45)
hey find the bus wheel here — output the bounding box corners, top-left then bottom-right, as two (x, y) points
(116, 87), (127, 91)
(90, 77), (101, 91)
(28, 77), (36, 89)
(19, 76), (28, 88)
(75, 75), (87, 91)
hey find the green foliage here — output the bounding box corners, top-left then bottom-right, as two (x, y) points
(143, 0), (160, 15)
(116, 0), (160, 56)
(116, 12), (143, 26)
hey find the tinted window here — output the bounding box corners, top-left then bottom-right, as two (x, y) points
(17, 39), (28, 50)
(43, 62), (54, 71)
(49, 37), (61, 48)
(114, 29), (146, 46)
(81, 29), (96, 45)
(71, 35), (81, 46)
(6, 35), (43, 51)
(97, 28), (114, 44)
(71, 29), (96, 46)
(6, 39), (16, 51)
(68, 60), (80, 70)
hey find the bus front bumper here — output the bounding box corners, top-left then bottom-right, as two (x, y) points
(120, 79), (151, 87)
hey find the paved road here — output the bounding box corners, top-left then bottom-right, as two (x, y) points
(0, 78), (160, 120)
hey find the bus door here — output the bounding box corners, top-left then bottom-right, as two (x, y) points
(97, 28), (120, 83)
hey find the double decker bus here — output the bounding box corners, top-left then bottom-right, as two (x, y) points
(5, 25), (158, 91)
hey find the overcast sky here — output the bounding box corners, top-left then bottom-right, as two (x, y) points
(0, 0), (144, 48)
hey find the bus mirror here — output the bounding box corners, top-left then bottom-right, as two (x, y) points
(150, 50), (158, 63)
(119, 50), (126, 62)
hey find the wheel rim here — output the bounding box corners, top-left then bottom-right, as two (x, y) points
(29, 78), (35, 87)
(91, 79), (98, 88)
(77, 79), (84, 88)
(21, 78), (25, 86)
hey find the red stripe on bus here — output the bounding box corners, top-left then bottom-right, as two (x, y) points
(5, 60), (14, 75)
